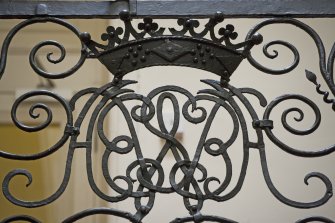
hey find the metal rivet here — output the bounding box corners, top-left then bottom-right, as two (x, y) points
(251, 33), (263, 45)
(124, 53), (130, 59)
(140, 56), (146, 62)
(206, 47), (210, 52)
(202, 59), (206, 64)
(210, 53), (215, 58)
(128, 47), (133, 52)
(191, 49), (196, 55)
(140, 206), (149, 214)
(133, 51), (138, 57)
(185, 20), (192, 28)
(145, 49), (150, 55)
(193, 57), (198, 63)
(197, 44), (202, 49)
(199, 51), (205, 57)
(167, 46), (173, 53)
(108, 32), (115, 38)
(137, 45), (143, 50)
(80, 32), (91, 43)
(116, 69), (122, 75)
(145, 24), (151, 31)
(119, 10), (130, 21)
(113, 77), (120, 83)
(131, 60), (137, 66)
(36, 3), (48, 15)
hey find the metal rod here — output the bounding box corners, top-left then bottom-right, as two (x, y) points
(1, 0), (335, 19)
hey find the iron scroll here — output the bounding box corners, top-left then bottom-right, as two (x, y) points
(0, 11), (334, 223)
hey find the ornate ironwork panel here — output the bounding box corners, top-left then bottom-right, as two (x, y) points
(0, 3), (334, 223)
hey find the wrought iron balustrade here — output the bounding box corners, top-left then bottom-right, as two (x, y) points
(0, 1), (334, 222)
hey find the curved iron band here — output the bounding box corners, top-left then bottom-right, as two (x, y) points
(0, 90), (74, 160)
(88, 36), (245, 79)
(0, 15), (334, 222)
(2, 146), (76, 208)
(206, 81), (333, 208)
(306, 70), (335, 111)
(0, 215), (41, 223)
(0, 209), (138, 223)
(0, 17), (87, 80)
(0, 83), (136, 208)
(246, 18), (335, 96)
(296, 216), (335, 223)
(263, 94), (335, 157)
(62, 208), (139, 223)
(170, 213), (238, 223)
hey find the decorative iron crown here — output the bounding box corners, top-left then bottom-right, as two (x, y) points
(80, 11), (263, 79)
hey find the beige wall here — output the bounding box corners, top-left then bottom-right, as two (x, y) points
(108, 18), (335, 222)
(0, 19), (108, 222)
(0, 17), (334, 222)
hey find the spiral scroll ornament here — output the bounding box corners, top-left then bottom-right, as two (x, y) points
(0, 17), (88, 80)
(0, 12), (334, 222)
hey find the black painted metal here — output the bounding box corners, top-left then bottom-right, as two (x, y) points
(81, 11), (262, 79)
(0, 1), (130, 19)
(2, 0), (335, 19)
(0, 7), (334, 223)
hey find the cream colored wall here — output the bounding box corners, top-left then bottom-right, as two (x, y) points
(0, 17), (334, 223)
(107, 19), (335, 222)
(0, 124), (55, 222)
(0, 19), (109, 222)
